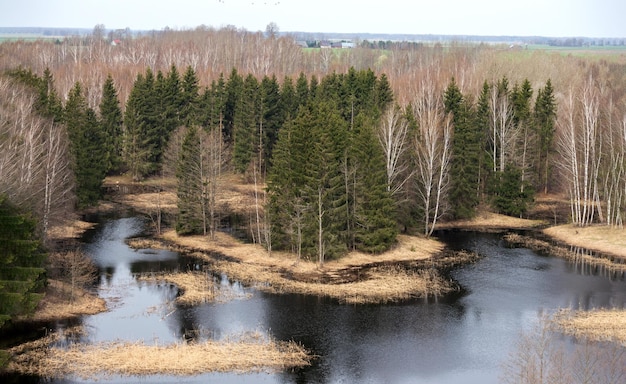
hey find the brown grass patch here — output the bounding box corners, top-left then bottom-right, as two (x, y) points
(153, 230), (462, 304)
(554, 309), (626, 346)
(138, 272), (252, 305)
(504, 233), (626, 273)
(16, 279), (106, 323)
(46, 219), (95, 240)
(6, 330), (311, 379)
(544, 224), (626, 259)
(437, 210), (547, 230)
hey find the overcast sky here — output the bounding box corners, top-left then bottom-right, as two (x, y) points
(1, 0), (624, 37)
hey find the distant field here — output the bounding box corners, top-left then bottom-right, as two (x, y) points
(0, 34), (61, 42)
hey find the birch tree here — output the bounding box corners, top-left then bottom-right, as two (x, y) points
(377, 105), (412, 197)
(411, 81), (452, 236)
(557, 76), (602, 227)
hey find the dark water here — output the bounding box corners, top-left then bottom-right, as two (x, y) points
(19, 219), (626, 383)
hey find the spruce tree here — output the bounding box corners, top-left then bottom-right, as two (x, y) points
(534, 79), (557, 194)
(124, 68), (160, 179)
(232, 74), (259, 173)
(64, 82), (107, 207)
(176, 126), (203, 235)
(445, 78), (480, 219)
(180, 66), (200, 127)
(259, 75), (282, 172)
(351, 116), (397, 252)
(0, 195), (46, 329)
(223, 68), (244, 142)
(99, 74), (123, 174)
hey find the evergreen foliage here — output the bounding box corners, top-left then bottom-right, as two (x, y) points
(176, 126), (204, 235)
(99, 74), (123, 174)
(445, 78), (481, 219)
(64, 82), (107, 207)
(0, 195), (45, 329)
(492, 165), (534, 217)
(268, 69), (397, 261)
(534, 79), (557, 194)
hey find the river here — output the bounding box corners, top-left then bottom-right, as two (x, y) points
(14, 217), (626, 383)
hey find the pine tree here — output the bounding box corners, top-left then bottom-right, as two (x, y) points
(99, 74), (123, 174)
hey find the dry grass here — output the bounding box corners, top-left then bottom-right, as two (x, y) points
(554, 309), (626, 346)
(437, 210), (547, 230)
(504, 233), (626, 273)
(46, 219), (95, 240)
(154, 230), (458, 304)
(544, 224), (626, 259)
(6, 330), (311, 379)
(16, 279), (106, 323)
(138, 272), (252, 305)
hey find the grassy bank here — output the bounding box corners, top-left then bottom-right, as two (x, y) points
(544, 224), (626, 259)
(6, 329), (311, 379)
(150, 230), (473, 304)
(555, 309), (626, 346)
(18, 279), (106, 322)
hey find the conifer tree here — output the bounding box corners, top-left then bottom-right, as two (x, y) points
(233, 74), (259, 173)
(259, 75), (281, 172)
(223, 68), (244, 142)
(176, 126), (203, 235)
(0, 195), (46, 329)
(534, 79), (557, 194)
(64, 82), (107, 207)
(124, 68), (160, 179)
(445, 78), (480, 219)
(99, 74), (123, 174)
(351, 116), (397, 252)
(180, 66), (200, 127)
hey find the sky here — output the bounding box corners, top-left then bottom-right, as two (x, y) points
(1, 0), (625, 38)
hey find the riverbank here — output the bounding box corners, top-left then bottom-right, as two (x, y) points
(6, 327), (311, 379)
(140, 230), (475, 304)
(555, 309), (626, 346)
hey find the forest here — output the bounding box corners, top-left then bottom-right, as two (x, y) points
(1, 26), (626, 326)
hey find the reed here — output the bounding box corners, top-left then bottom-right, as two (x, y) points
(554, 309), (626, 346)
(544, 224), (626, 259)
(6, 330), (311, 379)
(17, 279), (106, 322)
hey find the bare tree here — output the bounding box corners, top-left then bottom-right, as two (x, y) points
(489, 81), (517, 173)
(48, 250), (98, 303)
(410, 79), (452, 237)
(0, 78), (74, 240)
(377, 105), (413, 197)
(557, 76), (602, 227)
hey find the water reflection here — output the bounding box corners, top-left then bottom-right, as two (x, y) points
(35, 219), (626, 384)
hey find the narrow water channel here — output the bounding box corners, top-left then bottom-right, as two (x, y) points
(25, 217), (626, 383)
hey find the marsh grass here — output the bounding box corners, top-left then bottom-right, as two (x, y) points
(544, 225), (626, 259)
(554, 309), (626, 346)
(17, 279), (106, 322)
(6, 329), (311, 379)
(504, 233), (626, 273)
(138, 271), (252, 305)
(436, 210), (547, 230)
(153, 230), (464, 304)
